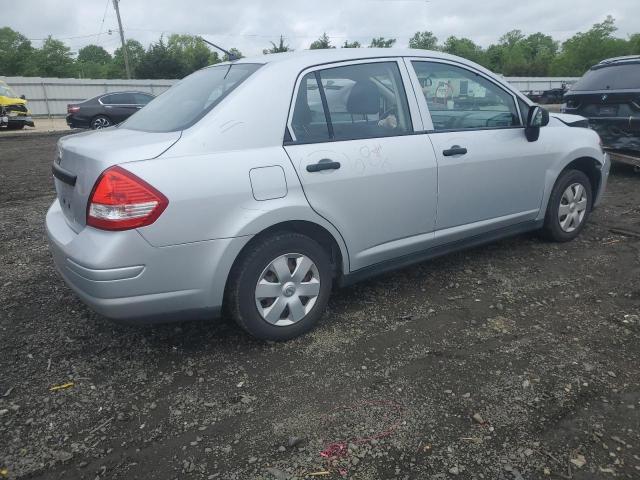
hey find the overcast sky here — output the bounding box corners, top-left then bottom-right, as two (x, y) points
(5, 0), (639, 57)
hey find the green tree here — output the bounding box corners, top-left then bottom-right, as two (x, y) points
(342, 40), (361, 48)
(369, 37), (396, 48)
(223, 48), (243, 62)
(167, 34), (213, 74)
(76, 44), (112, 78)
(264, 36), (291, 54)
(136, 37), (184, 79)
(521, 33), (557, 76)
(24, 36), (75, 77)
(441, 36), (485, 65)
(109, 39), (145, 78)
(409, 31), (438, 50)
(551, 16), (631, 75)
(309, 33), (334, 49)
(0, 27), (34, 75)
(630, 34), (640, 54)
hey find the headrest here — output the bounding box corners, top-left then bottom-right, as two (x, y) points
(346, 80), (379, 115)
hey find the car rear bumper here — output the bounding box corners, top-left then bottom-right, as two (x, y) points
(1, 115), (34, 127)
(66, 115), (89, 129)
(45, 199), (250, 323)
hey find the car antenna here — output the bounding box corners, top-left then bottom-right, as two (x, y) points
(198, 36), (239, 61)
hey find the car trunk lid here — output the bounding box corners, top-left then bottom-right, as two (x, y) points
(53, 127), (181, 232)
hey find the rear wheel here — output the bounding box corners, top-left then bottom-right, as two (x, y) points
(91, 115), (112, 129)
(226, 232), (333, 341)
(542, 169), (592, 242)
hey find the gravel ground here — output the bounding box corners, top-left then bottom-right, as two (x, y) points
(1, 133), (639, 480)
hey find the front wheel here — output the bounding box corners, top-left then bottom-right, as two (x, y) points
(542, 169), (592, 242)
(226, 232), (333, 341)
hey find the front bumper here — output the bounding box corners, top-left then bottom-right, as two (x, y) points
(594, 152), (611, 208)
(46, 200), (250, 323)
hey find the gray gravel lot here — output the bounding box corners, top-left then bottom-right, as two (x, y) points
(1, 133), (639, 480)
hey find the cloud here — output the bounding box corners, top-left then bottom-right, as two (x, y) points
(5, 0), (638, 56)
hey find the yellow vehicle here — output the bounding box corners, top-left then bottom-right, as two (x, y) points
(0, 81), (35, 130)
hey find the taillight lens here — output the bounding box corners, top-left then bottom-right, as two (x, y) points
(67, 105), (80, 113)
(87, 166), (168, 231)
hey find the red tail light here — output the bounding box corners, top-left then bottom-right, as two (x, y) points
(67, 105), (80, 114)
(87, 166), (168, 231)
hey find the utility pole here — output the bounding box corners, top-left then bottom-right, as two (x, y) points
(112, 0), (131, 79)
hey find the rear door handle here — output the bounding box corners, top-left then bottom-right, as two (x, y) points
(442, 145), (468, 157)
(306, 159), (341, 172)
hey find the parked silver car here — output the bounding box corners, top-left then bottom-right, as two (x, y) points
(47, 49), (610, 340)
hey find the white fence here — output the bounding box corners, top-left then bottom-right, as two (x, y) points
(1, 77), (177, 117)
(2, 76), (579, 117)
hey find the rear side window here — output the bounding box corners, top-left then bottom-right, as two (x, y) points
(102, 93), (134, 105)
(290, 61), (413, 143)
(133, 93), (153, 105)
(572, 63), (640, 91)
(291, 72), (330, 142)
(412, 61), (521, 131)
(122, 63), (262, 132)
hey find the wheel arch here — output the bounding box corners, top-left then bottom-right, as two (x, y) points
(562, 156), (602, 206)
(222, 220), (348, 304)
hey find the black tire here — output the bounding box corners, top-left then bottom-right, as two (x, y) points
(226, 232), (333, 341)
(6, 123), (25, 130)
(91, 115), (112, 130)
(542, 169), (592, 242)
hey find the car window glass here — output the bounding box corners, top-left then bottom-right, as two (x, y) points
(290, 72), (330, 142)
(102, 93), (134, 105)
(518, 98), (530, 123)
(133, 93), (153, 105)
(318, 62), (413, 140)
(572, 63), (640, 91)
(122, 63), (261, 132)
(412, 61), (521, 131)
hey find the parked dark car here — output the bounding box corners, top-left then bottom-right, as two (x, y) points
(563, 56), (640, 155)
(66, 91), (154, 129)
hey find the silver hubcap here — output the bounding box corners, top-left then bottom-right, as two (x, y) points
(255, 253), (320, 326)
(93, 117), (110, 129)
(559, 183), (587, 233)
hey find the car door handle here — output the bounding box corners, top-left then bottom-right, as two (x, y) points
(442, 146), (468, 157)
(306, 159), (341, 172)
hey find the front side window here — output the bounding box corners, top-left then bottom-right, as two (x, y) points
(290, 61), (413, 143)
(122, 63), (262, 132)
(412, 61), (521, 131)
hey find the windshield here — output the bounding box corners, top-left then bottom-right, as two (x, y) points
(122, 63), (262, 132)
(0, 84), (17, 98)
(572, 63), (640, 91)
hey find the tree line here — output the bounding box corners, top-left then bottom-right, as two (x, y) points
(0, 16), (638, 80)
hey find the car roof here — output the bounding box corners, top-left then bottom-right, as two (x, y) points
(213, 48), (480, 72)
(593, 55), (640, 69)
(100, 91), (154, 95)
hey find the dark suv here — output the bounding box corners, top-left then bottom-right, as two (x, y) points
(563, 56), (640, 155)
(66, 91), (154, 130)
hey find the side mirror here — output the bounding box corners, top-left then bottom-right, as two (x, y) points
(20, 94), (26, 100)
(525, 106), (549, 142)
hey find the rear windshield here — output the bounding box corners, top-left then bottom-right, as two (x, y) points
(122, 63), (262, 132)
(572, 63), (640, 91)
